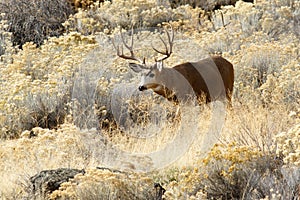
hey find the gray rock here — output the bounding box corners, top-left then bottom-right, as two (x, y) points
(29, 168), (85, 199)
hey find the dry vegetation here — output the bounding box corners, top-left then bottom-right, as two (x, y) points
(0, 0), (299, 199)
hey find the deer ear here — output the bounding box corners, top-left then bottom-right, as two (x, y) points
(156, 61), (164, 72)
(129, 63), (145, 73)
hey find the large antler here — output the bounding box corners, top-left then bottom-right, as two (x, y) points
(112, 27), (144, 64)
(152, 24), (174, 62)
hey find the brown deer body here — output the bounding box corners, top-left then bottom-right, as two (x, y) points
(113, 26), (234, 105)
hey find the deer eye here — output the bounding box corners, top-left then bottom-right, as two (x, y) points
(148, 73), (155, 78)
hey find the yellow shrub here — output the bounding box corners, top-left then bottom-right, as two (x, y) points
(275, 123), (300, 166)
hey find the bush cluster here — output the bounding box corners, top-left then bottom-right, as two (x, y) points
(0, 0), (74, 48)
(163, 143), (300, 199)
(0, 33), (97, 138)
(49, 168), (157, 199)
(276, 123), (300, 166)
(62, 0), (200, 35)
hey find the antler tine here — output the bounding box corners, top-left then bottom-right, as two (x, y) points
(120, 27), (133, 53)
(112, 26), (144, 64)
(111, 37), (121, 55)
(219, 11), (230, 28)
(152, 35), (168, 55)
(152, 24), (174, 62)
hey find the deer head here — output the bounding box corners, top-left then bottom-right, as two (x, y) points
(112, 25), (174, 94)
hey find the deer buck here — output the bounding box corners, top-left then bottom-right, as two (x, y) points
(112, 25), (234, 106)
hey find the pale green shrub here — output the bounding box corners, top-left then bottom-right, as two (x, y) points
(0, 33), (97, 138)
(200, 0), (299, 54)
(260, 60), (300, 106)
(224, 1), (262, 36)
(231, 40), (299, 106)
(259, 0), (300, 38)
(197, 1), (263, 54)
